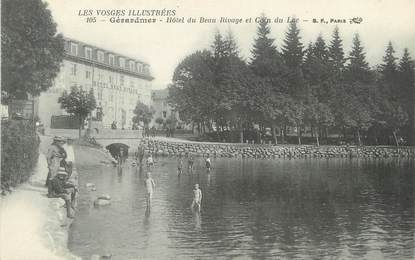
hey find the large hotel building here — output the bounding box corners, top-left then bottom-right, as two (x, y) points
(38, 37), (153, 129)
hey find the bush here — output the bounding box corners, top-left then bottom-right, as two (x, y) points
(1, 119), (40, 193)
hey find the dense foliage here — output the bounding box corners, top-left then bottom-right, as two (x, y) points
(1, 0), (64, 102)
(132, 101), (154, 127)
(168, 19), (415, 146)
(1, 120), (40, 193)
(58, 86), (97, 138)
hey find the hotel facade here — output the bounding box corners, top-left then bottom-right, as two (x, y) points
(38, 37), (153, 129)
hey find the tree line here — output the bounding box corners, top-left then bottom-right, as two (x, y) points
(168, 16), (415, 146)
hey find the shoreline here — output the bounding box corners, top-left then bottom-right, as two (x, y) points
(0, 136), (80, 260)
(141, 138), (415, 159)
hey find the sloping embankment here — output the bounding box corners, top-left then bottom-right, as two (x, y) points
(0, 143), (80, 260)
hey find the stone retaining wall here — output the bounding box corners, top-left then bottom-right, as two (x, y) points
(141, 139), (415, 159)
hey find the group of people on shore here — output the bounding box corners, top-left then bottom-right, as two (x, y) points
(45, 136), (77, 218)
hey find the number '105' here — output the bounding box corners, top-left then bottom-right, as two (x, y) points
(86, 17), (96, 23)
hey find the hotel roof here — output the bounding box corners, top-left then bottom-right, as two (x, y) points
(63, 37), (154, 81)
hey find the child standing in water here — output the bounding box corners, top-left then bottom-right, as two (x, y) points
(191, 184), (202, 212)
(177, 158), (183, 176)
(144, 172), (156, 208)
(146, 154), (154, 168)
(205, 155), (212, 173)
(188, 155), (194, 173)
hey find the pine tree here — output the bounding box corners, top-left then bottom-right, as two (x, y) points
(375, 42), (407, 146)
(281, 21), (306, 99)
(398, 48), (415, 102)
(341, 34), (374, 144)
(345, 33), (371, 83)
(211, 30), (226, 59)
(250, 14), (279, 76)
(224, 30), (239, 57)
(249, 15), (287, 144)
(398, 48), (415, 145)
(303, 42), (314, 65)
(281, 21), (304, 69)
(380, 41), (398, 83)
(313, 34), (328, 62)
(250, 14), (286, 89)
(328, 26), (345, 74)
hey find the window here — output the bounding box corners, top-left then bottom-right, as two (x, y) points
(120, 75), (124, 85)
(119, 57), (125, 68)
(98, 88), (103, 100)
(84, 47), (92, 59)
(85, 70), (91, 79)
(109, 54), (115, 66)
(137, 63), (143, 72)
(163, 111), (167, 118)
(70, 43), (78, 55)
(97, 51), (104, 63)
(70, 63), (77, 75)
(109, 75), (113, 84)
(129, 60), (135, 71)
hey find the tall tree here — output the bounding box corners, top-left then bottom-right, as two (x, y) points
(250, 14), (285, 86)
(58, 86), (97, 138)
(380, 41), (398, 83)
(281, 21), (307, 140)
(374, 42), (407, 146)
(342, 34), (375, 145)
(398, 48), (415, 145)
(344, 33), (372, 83)
(281, 21), (306, 104)
(169, 50), (215, 134)
(303, 35), (331, 98)
(1, 0), (64, 102)
(217, 31), (253, 143)
(313, 35), (329, 62)
(250, 14), (287, 143)
(303, 35), (334, 144)
(281, 21), (304, 69)
(328, 26), (345, 75)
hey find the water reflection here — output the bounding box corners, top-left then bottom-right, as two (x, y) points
(69, 156), (415, 259)
(192, 209), (202, 230)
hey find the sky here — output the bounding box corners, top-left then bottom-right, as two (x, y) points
(45, 0), (415, 89)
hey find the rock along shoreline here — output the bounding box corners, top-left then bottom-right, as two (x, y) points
(141, 139), (415, 159)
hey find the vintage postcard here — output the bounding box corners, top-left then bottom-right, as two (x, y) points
(1, 0), (414, 259)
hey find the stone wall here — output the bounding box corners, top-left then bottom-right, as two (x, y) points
(140, 139), (415, 159)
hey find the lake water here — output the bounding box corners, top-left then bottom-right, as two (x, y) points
(69, 154), (414, 259)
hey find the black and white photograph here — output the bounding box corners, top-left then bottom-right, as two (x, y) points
(1, 0), (414, 259)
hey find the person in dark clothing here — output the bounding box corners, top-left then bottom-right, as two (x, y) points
(49, 167), (77, 218)
(135, 145), (145, 166)
(188, 155), (194, 173)
(151, 126), (156, 137)
(119, 147), (126, 165)
(46, 136), (67, 195)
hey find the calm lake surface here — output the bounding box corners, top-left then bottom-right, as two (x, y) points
(69, 154), (414, 259)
